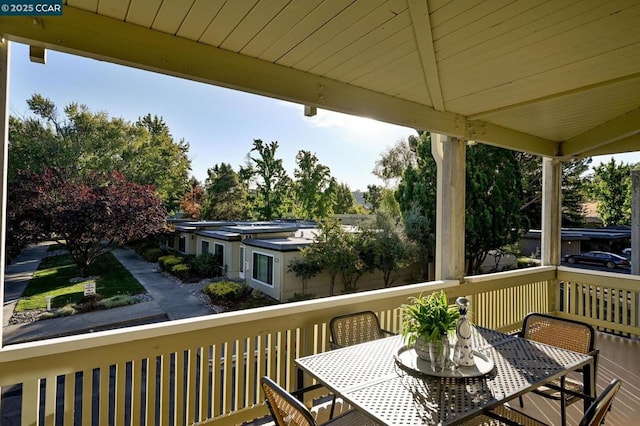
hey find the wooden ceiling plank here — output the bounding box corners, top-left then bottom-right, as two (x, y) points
(126, 0), (163, 28)
(309, 10), (411, 76)
(562, 107), (640, 157)
(198, 1), (260, 48)
(293, 1), (402, 71)
(351, 50), (420, 90)
(330, 28), (414, 82)
(433, 0), (576, 60)
(278, 0), (386, 67)
(96, 0), (130, 20)
(240, 0), (319, 58)
(220, 0), (290, 52)
(0, 7), (471, 142)
(446, 44), (640, 117)
(151, 0), (198, 35)
(259, 0), (357, 62)
(176, 0), (225, 41)
(438, 1), (634, 81)
(407, 0), (443, 111)
(430, 0), (512, 42)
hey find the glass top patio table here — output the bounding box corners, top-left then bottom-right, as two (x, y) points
(295, 327), (594, 425)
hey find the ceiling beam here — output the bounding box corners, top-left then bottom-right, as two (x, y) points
(562, 107), (640, 157)
(0, 5), (556, 156)
(407, 0), (444, 111)
(577, 133), (640, 159)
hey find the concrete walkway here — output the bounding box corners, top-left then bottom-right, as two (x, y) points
(2, 245), (215, 345)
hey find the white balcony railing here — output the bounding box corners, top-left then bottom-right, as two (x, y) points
(0, 266), (638, 425)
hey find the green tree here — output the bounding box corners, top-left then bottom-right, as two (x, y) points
(287, 257), (322, 295)
(246, 139), (293, 220)
(201, 162), (250, 220)
(396, 132), (527, 276)
(300, 219), (364, 295)
(363, 184), (384, 212)
(9, 95), (191, 213)
(587, 159), (632, 226)
(328, 180), (357, 214)
(359, 211), (414, 287)
(373, 137), (417, 184)
(126, 114), (191, 213)
(518, 153), (591, 229)
(293, 150), (333, 219)
(395, 132), (437, 280)
(465, 143), (525, 274)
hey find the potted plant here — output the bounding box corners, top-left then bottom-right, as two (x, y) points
(401, 290), (459, 365)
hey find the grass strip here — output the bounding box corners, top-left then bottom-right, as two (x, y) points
(16, 251), (145, 312)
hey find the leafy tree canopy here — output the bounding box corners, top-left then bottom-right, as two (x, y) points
(9, 95), (191, 213)
(246, 139), (293, 220)
(201, 162), (250, 220)
(586, 159), (632, 226)
(8, 169), (167, 276)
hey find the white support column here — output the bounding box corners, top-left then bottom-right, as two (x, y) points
(432, 134), (466, 281)
(541, 157), (562, 266)
(0, 39), (10, 347)
(631, 168), (640, 275)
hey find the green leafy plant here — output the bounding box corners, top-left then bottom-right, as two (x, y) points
(401, 290), (459, 347)
(158, 255), (183, 271)
(203, 281), (250, 303)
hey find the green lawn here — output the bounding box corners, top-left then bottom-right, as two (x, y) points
(16, 252), (145, 312)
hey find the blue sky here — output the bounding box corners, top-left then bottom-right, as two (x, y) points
(8, 42), (414, 192)
(8, 42), (639, 192)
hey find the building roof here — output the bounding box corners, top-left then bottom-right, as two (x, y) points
(242, 237), (313, 253)
(3, 2), (639, 160)
(524, 228), (632, 241)
(196, 230), (242, 241)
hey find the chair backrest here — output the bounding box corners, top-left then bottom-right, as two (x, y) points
(520, 313), (595, 354)
(330, 311), (385, 348)
(261, 376), (318, 426)
(579, 378), (621, 426)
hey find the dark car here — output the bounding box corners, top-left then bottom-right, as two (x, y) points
(564, 251), (630, 269)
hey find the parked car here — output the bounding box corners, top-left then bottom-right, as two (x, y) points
(564, 251), (630, 269)
(623, 248), (631, 258)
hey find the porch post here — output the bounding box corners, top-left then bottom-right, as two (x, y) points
(431, 134), (466, 281)
(632, 168), (640, 275)
(541, 157), (562, 266)
(0, 39), (9, 346)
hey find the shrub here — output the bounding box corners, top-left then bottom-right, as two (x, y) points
(158, 255), (183, 271)
(203, 281), (250, 303)
(171, 263), (191, 280)
(191, 252), (222, 278)
(143, 248), (164, 262)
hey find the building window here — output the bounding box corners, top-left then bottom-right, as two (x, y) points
(201, 240), (209, 254)
(178, 236), (186, 253)
(214, 243), (224, 268)
(167, 236), (174, 248)
(252, 252), (274, 286)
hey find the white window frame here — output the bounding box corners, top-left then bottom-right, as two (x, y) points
(201, 240), (210, 254)
(239, 246), (246, 279)
(252, 251), (274, 287)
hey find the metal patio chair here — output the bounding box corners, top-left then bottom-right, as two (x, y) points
(261, 376), (378, 426)
(329, 311), (394, 349)
(517, 313), (599, 425)
(459, 378), (621, 426)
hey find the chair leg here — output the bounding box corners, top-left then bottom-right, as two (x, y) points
(329, 394), (336, 419)
(519, 395), (524, 408)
